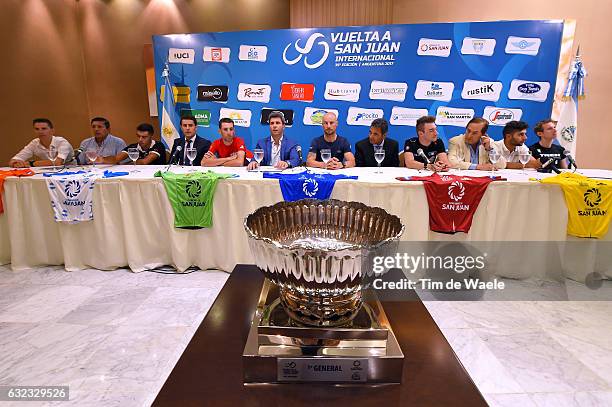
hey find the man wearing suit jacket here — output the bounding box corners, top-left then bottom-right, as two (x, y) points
(355, 118), (400, 167)
(447, 117), (498, 170)
(169, 115), (212, 166)
(247, 111), (301, 170)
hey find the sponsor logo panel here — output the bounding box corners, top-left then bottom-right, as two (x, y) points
(159, 85), (190, 103)
(483, 106), (522, 126)
(505, 36), (541, 55)
(180, 109), (211, 127)
(237, 83), (271, 103)
(303, 107), (339, 126)
(260, 108), (295, 126)
(219, 108), (251, 127)
(417, 38), (452, 57)
(168, 48), (195, 64)
(203, 46), (231, 63)
(280, 83), (315, 102)
(369, 80), (408, 102)
(346, 106), (384, 126)
(324, 81), (361, 102)
(197, 85), (229, 102)
(435, 106), (475, 127)
(461, 79), (503, 102)
(414, 80), (454, 102)
(238, 45), (267, 62)
(389, 107), (429, 126)
(508, 79), (550, 102)
(460, 38), (496, 56)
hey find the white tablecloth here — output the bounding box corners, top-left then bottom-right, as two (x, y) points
(1, 166), (611, 281)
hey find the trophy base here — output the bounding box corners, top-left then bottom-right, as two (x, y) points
(243, 279), (404, 384)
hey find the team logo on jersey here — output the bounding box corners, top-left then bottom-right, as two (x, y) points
(65, 180), (81, 198)
(584, 188), (602, 208)
(302, 178), (319, 197)
(448, 181), (465, 202)
(185, 180), (202, 200)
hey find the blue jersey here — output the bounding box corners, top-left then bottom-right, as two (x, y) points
(264, 170), (357, 201)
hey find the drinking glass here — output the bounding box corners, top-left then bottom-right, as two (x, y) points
(86, 148), (98, 167)
(489, 149), (500, 178)
(518, 151), (531, 176)
(48, 145), (58, 171)
(253, 148), (264, 172)
(127, 148), (139, 165)
(321, 149), (332, 169)
(186, 147), (197, 166)
(374, 146), (385, 174)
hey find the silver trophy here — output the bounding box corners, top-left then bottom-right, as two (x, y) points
(243, 199), (405, 383)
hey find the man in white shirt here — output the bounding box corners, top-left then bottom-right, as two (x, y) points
(491, 120), (540, 169)
(9, 118), (74, 167)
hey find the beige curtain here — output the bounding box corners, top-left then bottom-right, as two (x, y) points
(291, 0), (393, 28)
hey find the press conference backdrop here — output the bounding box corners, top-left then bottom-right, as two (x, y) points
(152, 20), (564, 150)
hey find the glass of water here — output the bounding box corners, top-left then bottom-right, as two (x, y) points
(48, 145), (58, 170)
(86, 148), (98, 167)
(321, 149), (331, 169)
(374, 146), (385, 174)
(253, 148), (264, 171)
(127, 147), (139, 165)
(518, 151), (531, 176)
(186, 147), (197, 167)
(489, 149), (500, 178)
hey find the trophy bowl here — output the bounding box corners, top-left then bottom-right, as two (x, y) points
(244, 199), (404, 327)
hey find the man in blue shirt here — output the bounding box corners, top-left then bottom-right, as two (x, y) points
(247, 111), (301, 170)
(447, 117), (496, 170)
(79, 117), (127, 164)
(306, 112), (355, 170)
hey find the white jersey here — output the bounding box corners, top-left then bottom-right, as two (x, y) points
(45, 174), (98, 223)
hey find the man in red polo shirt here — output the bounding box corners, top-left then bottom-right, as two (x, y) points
(200, 118), (248, 166)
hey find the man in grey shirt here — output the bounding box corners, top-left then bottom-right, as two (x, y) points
(79, 117), (127, 164)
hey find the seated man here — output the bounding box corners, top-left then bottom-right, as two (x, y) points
(354, 118), (399, 167)
(448, 117), (498, 170)
(79, 117), (127, 164)
(201, 118), (246, 167)
(491, 120), (540, 169)
(404, 115), (450, 171)
(9, 118), (74, 167)
(247, 111), (301, 170)
(306, 112), (355, 170)
(169, 115), (211, 166)
(114, 123), (166, 165)
(529, 119), (567, 169)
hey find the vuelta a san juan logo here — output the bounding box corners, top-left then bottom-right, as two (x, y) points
(182, 180), (205, 207)
(583, 188), (601, 208)
(64, 180), (81, 198)
(448, 180), (465, 202)
(302, 177), (319, 197)
(283, 33), (330, 69)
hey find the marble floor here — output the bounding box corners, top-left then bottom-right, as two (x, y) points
(0, 265), (610, 406)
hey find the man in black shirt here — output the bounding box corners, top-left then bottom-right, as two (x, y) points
(115, 123), (166, 165)
(306, 112), (356, 170)
(404, 115), (450, 171)
(529, 119), (567, 169)
(355, 118), (399, 167)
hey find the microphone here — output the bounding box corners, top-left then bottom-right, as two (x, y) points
(416, 148), (431, 164)
(538, 157), (561, 174)
(165, 145), (183, 172)
(541, 157), (554, 169)
(564, 150), (577, 170)
(296, 145), (303, 166)
(73, 148), (84, 165)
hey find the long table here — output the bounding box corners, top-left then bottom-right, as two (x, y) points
(1, 166), (611, 281)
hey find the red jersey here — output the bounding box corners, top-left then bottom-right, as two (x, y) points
(208, 137), (246, 158)
(0, 169), (35, 214)
(411, 173), (494, 234)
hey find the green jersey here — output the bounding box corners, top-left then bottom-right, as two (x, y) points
(155, 171), (233, 228)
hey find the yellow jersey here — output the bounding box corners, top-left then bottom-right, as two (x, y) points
(541, 172), (612, 238)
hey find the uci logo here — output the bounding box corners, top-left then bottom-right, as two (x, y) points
(584, 188), (602, 208)
(283, 33), (329, 69)
(185, 180), (202, 200)
(174, 52), (190, 59)
(64, 180), (81, 198)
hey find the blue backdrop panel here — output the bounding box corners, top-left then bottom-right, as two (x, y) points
(153, 20), (563, 151)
